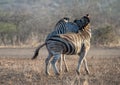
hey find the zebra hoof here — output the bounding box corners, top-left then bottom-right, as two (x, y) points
(86, 71), (90, 75)
(46, 72), (50, 76)
(85, 69), (90, 75)
(55, 72), (60, 76)
(59, 69), (62, 73)
(64, 69), (69, 72)
(76, 70), (80, 75)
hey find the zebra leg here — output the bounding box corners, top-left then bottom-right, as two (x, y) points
(76, 47), (88, 75)
(58, 54), (62, 73)
(45, 53), (52, 75)
(63, 54), (69, 72)
(83, 58), (90, 75)
(58, 54), (68, 72)
(51, 54), (60, 75)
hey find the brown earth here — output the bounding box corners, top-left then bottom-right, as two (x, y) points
(0, 47), (120, 85)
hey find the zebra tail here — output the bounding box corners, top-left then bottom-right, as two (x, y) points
(32, 43), (46, 60)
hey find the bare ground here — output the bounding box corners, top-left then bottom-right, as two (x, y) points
(0, 47), (120, 85)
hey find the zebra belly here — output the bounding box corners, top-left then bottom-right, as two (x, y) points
(46, 38), (76, 55)
(47, 41), (65, 54)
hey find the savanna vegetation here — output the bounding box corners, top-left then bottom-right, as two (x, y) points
(0, 1), (120, 85)
(0, 0), (119, 47)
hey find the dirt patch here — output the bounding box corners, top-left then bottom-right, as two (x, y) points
(0, 47), (120, 85)
(0, 55), (120, 85)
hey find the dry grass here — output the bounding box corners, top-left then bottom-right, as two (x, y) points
(0, 55), (120, 85)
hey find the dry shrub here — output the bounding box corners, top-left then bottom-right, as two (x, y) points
(92, 25), (119, 47)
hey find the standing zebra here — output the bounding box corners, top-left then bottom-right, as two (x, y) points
(32, 14), (91, 75)
(32, 17), (80, 72)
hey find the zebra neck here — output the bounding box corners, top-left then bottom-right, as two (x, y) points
(80, 29), (91, 39)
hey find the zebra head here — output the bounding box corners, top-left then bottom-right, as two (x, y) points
(74, 14), (90, 30)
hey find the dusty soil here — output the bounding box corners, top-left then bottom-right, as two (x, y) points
(0, 47), (120, 85)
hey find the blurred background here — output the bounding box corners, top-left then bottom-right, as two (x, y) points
(0, 0), (119, 47)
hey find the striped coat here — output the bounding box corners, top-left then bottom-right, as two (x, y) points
(46, 20), (79, 41)
(47, 24), (91, 55)
(46, 23), (91, 75)
(32, 14), (91, 75)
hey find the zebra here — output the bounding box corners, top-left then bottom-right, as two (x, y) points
(46, 17), (79, 41)
(32, 14), (91, 75)
(32, 17), (80, 72)
(32, 15), (88, 72)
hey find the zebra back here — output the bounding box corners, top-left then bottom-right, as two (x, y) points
(54, 17), (69, 31)
(46, 14), (91, 55)
(46, 18), (79, 41)
(46, 14), (90, 42)
(47, 25), (91, 55)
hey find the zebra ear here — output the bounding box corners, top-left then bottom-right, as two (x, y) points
(85, 14), (90, 23)
(63, 17), (69, 21)
(86, 14), (89, 18)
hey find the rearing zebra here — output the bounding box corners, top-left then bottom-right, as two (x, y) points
(32, 14), (91, 75)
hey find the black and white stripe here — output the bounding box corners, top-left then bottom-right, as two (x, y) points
(46, 17), (79, 41)
(32, 14), (91, 75)
(45, 15), (91, 75)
